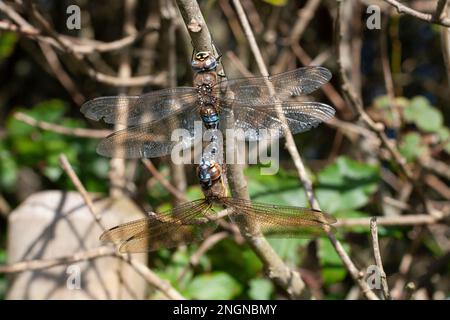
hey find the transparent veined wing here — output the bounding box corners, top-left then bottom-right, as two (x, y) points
(100, 199), (216, 253)
(221, 101), (335, 141)
(219, 197), (336, 238)
(81, 87), (197, 126)
(96, 104), (203, 158)
(217, 66), (332, 106)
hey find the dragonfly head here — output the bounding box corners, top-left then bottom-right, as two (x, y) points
(192, 51), (217, 72)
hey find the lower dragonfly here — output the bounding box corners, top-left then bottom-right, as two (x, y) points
(100, 159), (336, 253)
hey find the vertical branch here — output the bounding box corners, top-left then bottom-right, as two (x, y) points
(175, 0), (309, 299)
(232, 0), (378, 299)
(175, 0), (214, 53)
(163, 0), (187, 205)
(441, 3), (450, 91)
(59, 154), (185, 300)
(370, 218), (392, 300)
(110, 0), (137, 198)
(232, 0), (320, 210)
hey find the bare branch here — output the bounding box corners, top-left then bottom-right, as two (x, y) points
(0, 246), (115, 273)
(370, 218), (392, 300)
(58, 154), (185, 300)
(383, 0), (450, 27)
(13, 112), (111, 138)
(141, 159), (187, 202)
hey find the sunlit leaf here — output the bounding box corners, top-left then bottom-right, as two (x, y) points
(319, 239), (348, 285)
(403, 96), (443, 132)
(0, 32), (17, 58)
(262, 0), (288, 6)
(185, 272), (242, 299)
(316, 156), (379, 213)
(399, 132), (426, 162)
(248, 278), (274, 299)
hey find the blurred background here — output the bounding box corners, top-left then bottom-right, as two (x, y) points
(0, 0), (448, 300)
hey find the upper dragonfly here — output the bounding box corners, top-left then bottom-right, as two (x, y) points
(100, 158), (336, 253)
(81, 51), (335, 158)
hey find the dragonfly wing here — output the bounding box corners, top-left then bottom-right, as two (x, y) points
(218, 66), (332, 106)
(219, 197), (336, 238)
(100, 199), (216, 253)
(81, 88), (197, 126)
(96, 105), (202, 158)
(223, 101), (335, 140)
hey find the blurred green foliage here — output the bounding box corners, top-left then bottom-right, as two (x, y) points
(150, 156), (380, 298)
(0, 32), (17, 59)
(375, 95), (450, 161)
(1, 99), (109, 197)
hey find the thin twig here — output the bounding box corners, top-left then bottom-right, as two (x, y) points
(14, 112), (112, 138)
(232, 0), (378, 300)
(383, 0), (450, 27)
(0, 2), (159, 54)
(0, 1), (167, 87)
(141, 159), (187, 202)
(176, 0), (309, 299)
(38, 41), (85, 106)
(58, 154), (185, 300)
(370, 218), (391, 300)
(337, 213), (446, 227)
(0, 246), (115, 273)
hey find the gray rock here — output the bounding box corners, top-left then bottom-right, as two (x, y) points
(6, 190), (148, 299)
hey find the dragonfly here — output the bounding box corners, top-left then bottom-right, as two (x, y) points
(81, 51), (335, 159)
(100, 159), (336, 253)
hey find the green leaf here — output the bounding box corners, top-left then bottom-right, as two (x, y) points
(245, 166), (308, 207)
(403, 96), (443, 132)
(268, 238), (309, 265)
(319, 239), (347, 266)
(0, 148), (18, 190)
(437, 127), (450, 142)
(321, 266), (347, 286)
(0, 32), (17, 58)
(185, 272), (242, 299)
(248, 278), (274, 300)
(318, 240), (348, 285)
(445, 141), (450, 155)
(316, 156), (379, 213)
(399, 132), (426, 162)
(262, 0), (288, 6)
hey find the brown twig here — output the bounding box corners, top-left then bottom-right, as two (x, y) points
(164, 0), (188, 206)
(337, 213), (446, 228)
(383, 0), (450, 27)
(176, 0), (309, 299)
(0, 246), (115, 273)
(370, 218), (392, 300)
(14, 112), (112, 138)
(0, 1), (159, 55)
(141, 159), (187, 202)
(232, 0), (378, 300)
(58, 154), (184, 300)
(0, 1), (167, 87)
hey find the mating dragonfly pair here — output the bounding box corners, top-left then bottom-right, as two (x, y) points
(82, 52), (336, 253)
